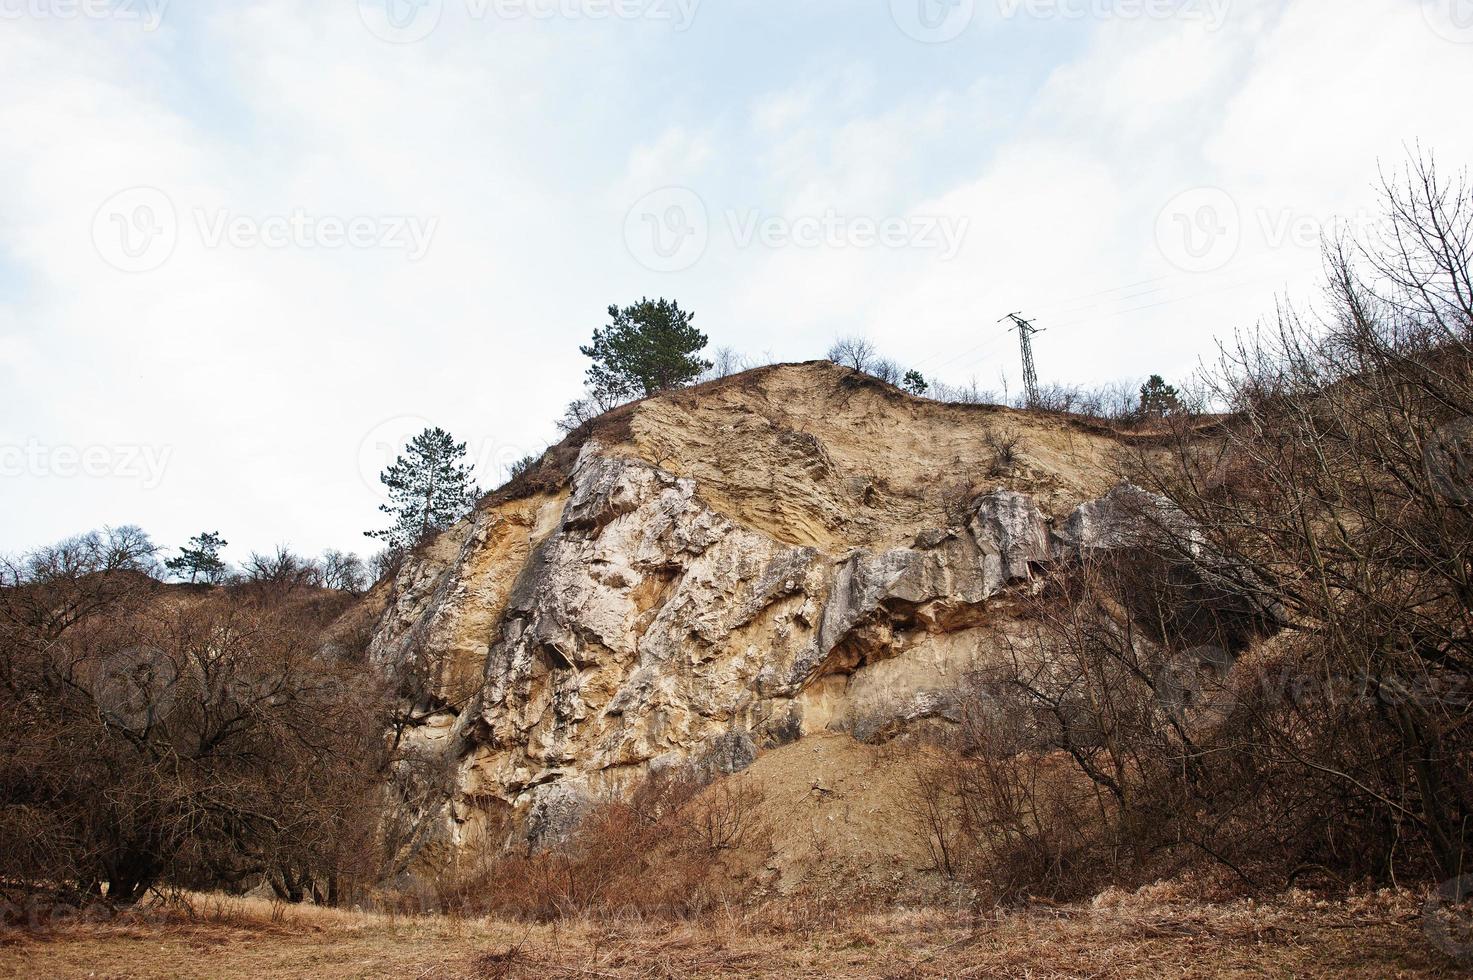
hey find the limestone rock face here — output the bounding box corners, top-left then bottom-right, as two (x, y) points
(361, 362), (1147, 852)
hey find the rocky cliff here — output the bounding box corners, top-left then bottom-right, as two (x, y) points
(362, 362), (1145, 855)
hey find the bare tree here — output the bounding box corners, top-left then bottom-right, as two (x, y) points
(870, 358), (902, 385)
(0, 534), (391, 907)
(912, 152), (1473, 898)
(709, 346), (745, 379)
(241, 545), (323, 590)
(320, 549), (367, 593)
(827, 336), (876, 373)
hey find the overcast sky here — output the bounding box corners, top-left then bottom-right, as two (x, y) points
(1, 0), (1471, 565)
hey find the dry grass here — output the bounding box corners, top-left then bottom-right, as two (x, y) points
(0, 885), (1465, 979)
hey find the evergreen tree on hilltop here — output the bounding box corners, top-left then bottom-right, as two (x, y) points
(1139, 374), (1182, 418)
(902, 369), (929, 396)
(365, 427), (479, 551)
(581, 298), (711, 403)
(165, 531), (229, 584)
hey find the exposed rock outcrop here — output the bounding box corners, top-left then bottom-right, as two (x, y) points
(361, 362), (1149, 854)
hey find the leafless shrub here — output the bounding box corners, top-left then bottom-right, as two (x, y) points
(928, 376), (1000, 405)
(870, 358), (902, 386)
(708, 346), (747, 379)
(685, 779), (767, 853)
(909, 153), (1473, 902)
(0, 552), (391, 907)
(431, 770), (769, 920)
(827, 336), (877, 373)
(320, 550), (366, 593)
(984, 427), (1022, 477)
(556, 397), (600, 435)
(370, 545), (405, 582)
(240, 545), (322, 590)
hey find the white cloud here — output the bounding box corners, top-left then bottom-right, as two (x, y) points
(0, 0), (1469, 561)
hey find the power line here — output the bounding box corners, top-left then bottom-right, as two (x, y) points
(906, 275), (1176, 373)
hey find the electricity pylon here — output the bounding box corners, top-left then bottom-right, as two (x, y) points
(1000, 312), (1045, 408)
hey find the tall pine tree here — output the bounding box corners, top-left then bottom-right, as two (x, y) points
(581, 298), (711, 402)
(365, 427), (479, 550)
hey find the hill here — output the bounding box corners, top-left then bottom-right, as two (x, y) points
(357, 360), (1156, 870)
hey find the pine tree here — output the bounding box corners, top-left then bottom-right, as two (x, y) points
(902, 369), (929, 396)
(581, 298), (711, 401)
(365, 427), (479, 550)
(165, 531), (229, 584)
(1139, 374), (1181, 418)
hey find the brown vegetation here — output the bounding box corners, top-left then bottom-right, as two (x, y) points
(0, 537), (391, 909)
(906, 154), (1473, 907)
(1, 884), (1461, 978)
(420, 769), (771, 921)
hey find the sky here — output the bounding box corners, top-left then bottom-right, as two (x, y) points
(1, 0), (1471, 566)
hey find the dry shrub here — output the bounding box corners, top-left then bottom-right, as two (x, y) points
(906, 684), (1116, 906)
(907, 153), (1473, 905)
(685, 779), (767, 853)
(984, 427), (1021, 478)
(0, 559), (391, 909)
(434, 770), (770, 921)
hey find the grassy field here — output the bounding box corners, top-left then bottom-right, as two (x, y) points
(2, 885), (1468, 979)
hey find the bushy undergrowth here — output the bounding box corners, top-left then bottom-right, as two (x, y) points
(907, 155), (1473, 906)
(406, 771), (770, 921)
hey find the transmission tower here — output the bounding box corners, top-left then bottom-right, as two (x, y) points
(1000, 312), (1045, 407)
